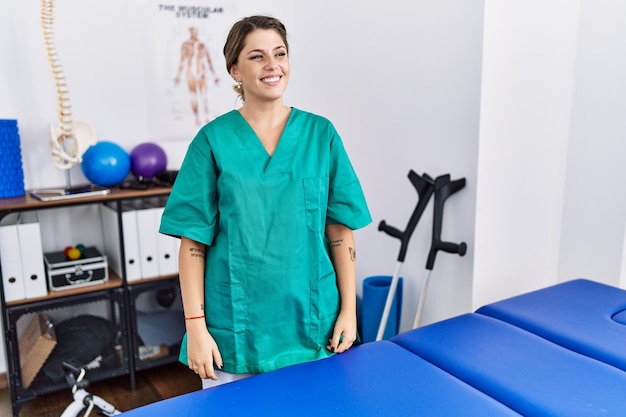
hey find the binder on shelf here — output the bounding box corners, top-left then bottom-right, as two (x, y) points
(19, 220), (47, 299)
(0, 223), (26, 302)
(135, 207), (160, 279)
(154, 206), (178, 276)
(0, 212), (47, 302)
(101, 203), (142, 282)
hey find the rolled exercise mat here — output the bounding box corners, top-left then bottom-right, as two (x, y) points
(361, 276), (403, 342)
(0, 119), (25, 198)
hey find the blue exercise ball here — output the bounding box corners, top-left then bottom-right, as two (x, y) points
(81, 141), (131, 187)
(130, 142), (168, 179)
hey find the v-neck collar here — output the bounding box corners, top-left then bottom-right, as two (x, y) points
(234, 108), (299, 174)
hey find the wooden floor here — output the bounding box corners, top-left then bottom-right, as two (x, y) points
(0, 362), (201, 417)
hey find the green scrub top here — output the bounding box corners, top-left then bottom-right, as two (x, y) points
(159, 108), (372, 374)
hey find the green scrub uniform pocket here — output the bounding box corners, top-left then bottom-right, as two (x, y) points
(309, 271), (340, 349)
(303, 177), (329, 232)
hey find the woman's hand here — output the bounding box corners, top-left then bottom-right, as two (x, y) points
(186, 319), (223, 380)
(327, 309), (357, 353)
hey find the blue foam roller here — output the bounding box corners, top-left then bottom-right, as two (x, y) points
(0, 119), (25, 198)
(361, 275), (403, 342)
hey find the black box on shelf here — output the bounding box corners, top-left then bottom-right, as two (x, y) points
(44, 246), (108, 291)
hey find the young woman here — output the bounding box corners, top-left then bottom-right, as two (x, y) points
(160, 15), (371, 388)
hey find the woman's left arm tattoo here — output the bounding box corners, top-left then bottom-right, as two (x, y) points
(329, 238), (343, 249)
(329, 238), (356, 261)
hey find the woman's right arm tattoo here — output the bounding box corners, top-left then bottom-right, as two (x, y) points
(189, 247), (206, 259)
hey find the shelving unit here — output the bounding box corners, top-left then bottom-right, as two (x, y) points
(0, 186), (183, 417)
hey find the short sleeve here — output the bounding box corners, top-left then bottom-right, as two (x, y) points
(326, 131), (372, 230)
(159, 134), (219, 246)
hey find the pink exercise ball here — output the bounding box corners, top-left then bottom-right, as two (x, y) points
(130, 142), (167, 179)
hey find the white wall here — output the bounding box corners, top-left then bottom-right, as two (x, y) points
(474, 0), (626, 308)
(557, 0), (626, 286)
(473, 0), (581, 307)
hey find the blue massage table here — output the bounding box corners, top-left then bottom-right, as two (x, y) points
(121, 279), (626, 416)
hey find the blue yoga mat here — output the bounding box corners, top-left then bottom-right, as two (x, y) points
(361, 276), (403, 342)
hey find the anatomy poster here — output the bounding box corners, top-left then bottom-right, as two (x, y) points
(141, 2), (237, 141)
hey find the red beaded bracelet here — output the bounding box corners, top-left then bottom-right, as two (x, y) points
(185, 315), (205, 320)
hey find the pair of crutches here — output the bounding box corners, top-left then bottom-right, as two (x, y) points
(375, 170), (467, 341)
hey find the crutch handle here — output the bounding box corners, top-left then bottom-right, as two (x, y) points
(435, 241), (467, 255)
(426, 241), (467, 270)
(378, 220), (403, 240)
(425, 175), (467, 270)
(378, 170), (435, 262)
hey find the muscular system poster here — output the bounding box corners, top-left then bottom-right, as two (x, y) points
(141, 2), (237, 141)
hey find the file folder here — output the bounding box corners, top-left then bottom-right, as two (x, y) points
(19, 221), (47, 299)
(0, 224), (26, 302)
(101, 204), (142, 282)
(154, 206), (178, 276)
(135, 208), (160, 279)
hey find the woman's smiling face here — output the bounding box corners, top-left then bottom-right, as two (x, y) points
(230, 28), (290, 103)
